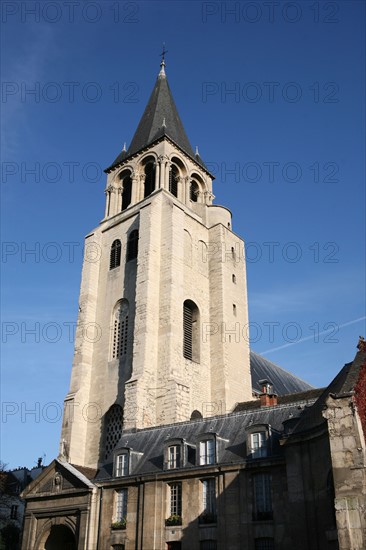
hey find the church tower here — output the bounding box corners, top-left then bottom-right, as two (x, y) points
(60, 60), (252, 469)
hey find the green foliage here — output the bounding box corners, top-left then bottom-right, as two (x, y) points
(165, 514), (182, 526)
(111, 518), (126, 530)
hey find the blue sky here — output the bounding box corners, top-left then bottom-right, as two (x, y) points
(1, 1), (365, 469)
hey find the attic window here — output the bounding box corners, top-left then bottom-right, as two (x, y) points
(250, 432), (267, 458)
(168, 445), (181, 469)
(246, 424), (270, 459)
(115, 453), (129, 477)
(199, 438), (215, 465)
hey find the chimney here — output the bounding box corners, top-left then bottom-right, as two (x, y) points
(259, 379), (278, 407)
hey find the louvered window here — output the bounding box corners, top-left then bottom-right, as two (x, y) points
(121, 174), (132, 211)
(110, 240), (121, 270)
(183, 303), (193, 360)
(183, 300), (199, 362)
(144, 163), (155, 198)
(190, 181), (199, 202)
(169, 165), (179, 197)
(127, 230), (138, 261)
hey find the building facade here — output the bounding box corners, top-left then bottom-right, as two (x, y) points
(21, 61), (366, 550)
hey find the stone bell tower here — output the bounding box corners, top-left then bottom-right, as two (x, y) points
(60, 59), (252, 469)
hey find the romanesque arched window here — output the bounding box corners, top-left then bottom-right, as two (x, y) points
(169, 165), (179, 198)
(183, 299), (200, 362)
(110, 240), (121, 270)
(190, 181), (199, 202)
(144, 162), (155, 198)
(126, 230), (139, 261)
(121, 171), (132, 211)
(111, 300), (129, 360)
(105, 404), (123, 459)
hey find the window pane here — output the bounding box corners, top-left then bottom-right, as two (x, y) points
(116, 454), (129, 477)
(253, 474), (272, 520)
(251, 432), (267, 458)
(200, 439), (215, 465)
(202, 479), (216, 516)
(170, 483), (182, 516)
(168, 445), (181, 469)
(116, 489), (128, 521)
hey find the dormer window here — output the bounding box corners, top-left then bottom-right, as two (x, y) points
(246, 424), (270, 459)
(164, 439), (186, 470)
(251, 432), (267, 458)
(115, 452), (129, 477)
(199, 438), (215, 465)
(168, 445), (181, 469)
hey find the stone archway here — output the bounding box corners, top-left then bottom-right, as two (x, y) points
(44, 525), (76, 550)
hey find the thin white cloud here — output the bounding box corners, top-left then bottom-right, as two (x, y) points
(259, 316), (366, 355)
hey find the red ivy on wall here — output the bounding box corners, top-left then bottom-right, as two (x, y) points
(354, 358), (366, 441)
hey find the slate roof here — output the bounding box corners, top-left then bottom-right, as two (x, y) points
(95, 391), (321, 481)
(250, 351), (313, 395)
(106, 64), (209, 173)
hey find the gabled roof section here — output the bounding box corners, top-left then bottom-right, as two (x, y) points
(106, 62), (209, 173)
(21, 459), (96, 498)
(250, 351), (313, 396)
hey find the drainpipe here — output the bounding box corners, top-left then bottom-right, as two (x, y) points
(135, 479), (140, 550)
(96, 487), (103, 550)
(140, 482), (145, 550)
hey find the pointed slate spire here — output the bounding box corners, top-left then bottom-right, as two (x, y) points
(106, 59), (210, 174)
(126, 60), (195, 159)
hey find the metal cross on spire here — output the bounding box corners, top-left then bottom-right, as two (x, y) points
(160, 43), (168, 63)
(159, 43), (168, 76)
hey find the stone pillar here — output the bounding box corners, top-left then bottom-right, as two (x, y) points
(104, 188), (110, 218)
(185, 177), (191, 204)
(176, 176), (182, 201)
(117, 186), (123, 212)
(139, 175), (146, 201)
(131, 176), (139, 204)
(155, 161), (160, 190)
(164, 161), (171, 191)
